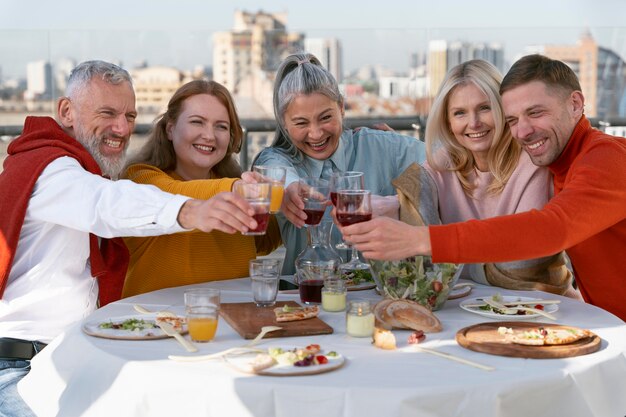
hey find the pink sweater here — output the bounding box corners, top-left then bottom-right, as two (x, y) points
(423, 151), (551, 223)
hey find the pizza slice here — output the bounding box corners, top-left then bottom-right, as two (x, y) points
(505, 326), (592, 346)
(273, 305), (319, 322)
(155, 312), (186, 332)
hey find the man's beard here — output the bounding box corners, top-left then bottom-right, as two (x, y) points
(75, 128), (129, 179)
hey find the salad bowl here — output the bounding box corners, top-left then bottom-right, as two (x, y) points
(369, 256), (461, 311)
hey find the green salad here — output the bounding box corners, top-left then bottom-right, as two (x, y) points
(370, 256), (459, 310)
(98, 318), (156, 332)
(341, 268), (374, 285)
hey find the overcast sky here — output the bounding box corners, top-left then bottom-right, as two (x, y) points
(1, 0), (626, 78)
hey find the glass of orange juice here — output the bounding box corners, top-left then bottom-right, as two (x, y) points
(184, 288), (220, 343)
(253, 166), (287, 214)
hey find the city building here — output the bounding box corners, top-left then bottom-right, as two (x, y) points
(54, 58), (76, 96)
(129, 66), (188, 114)
(25, 60), (52, 101)
(212, 10), (304, 97)
(304, 37), (343, 83)
(427, 40), (504, 98)
(526, 30), (626, 118)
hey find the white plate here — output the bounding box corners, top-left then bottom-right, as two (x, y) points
(447, 283), (474, 300)
(459, 296), (559, 320)
(224, 349), (345, 376)
(346, 281), (376, 291)
(82, 315), (187, 340)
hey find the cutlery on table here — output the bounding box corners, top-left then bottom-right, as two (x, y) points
(244, 326), (283, 347)
(169, 325), (282, 362)
(156, 321), (198, 353)
(412, 346), (495, 371)
(464, 299), (561, 308)
(483, 298), (557, 320)
(133, 304), (177, 316)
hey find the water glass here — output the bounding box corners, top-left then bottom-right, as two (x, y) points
(184, 288), (220, 343)
(249, 258), (281, 307)
(253, 166), (287, 214)
(233, 182), (272, 235)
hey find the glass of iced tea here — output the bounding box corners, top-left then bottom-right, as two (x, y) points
(252, 166), (287, 214)
(184, 288), (220, 343)
(233, 182), (272, 235)
(298, 177), (330, 227)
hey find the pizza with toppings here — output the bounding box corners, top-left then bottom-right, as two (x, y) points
(499, 326), (592, 346)
(273, 305), (319, 322)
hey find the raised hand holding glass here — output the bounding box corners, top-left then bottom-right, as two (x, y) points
(329, 171), (365, 249)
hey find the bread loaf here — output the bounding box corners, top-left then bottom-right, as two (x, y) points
(373, 299), (442, 333)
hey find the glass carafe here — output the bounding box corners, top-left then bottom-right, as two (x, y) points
(294, 219), (343, 282)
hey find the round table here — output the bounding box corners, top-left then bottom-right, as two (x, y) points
(19, 278), (626, 417)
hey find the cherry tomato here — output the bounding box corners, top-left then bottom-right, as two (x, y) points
(535, 304), (545, 310)
(431, 281), (443, 293)
(427, 295), (437, 307)
(315, 355), (328, 365)
(305, 344), (321, 354)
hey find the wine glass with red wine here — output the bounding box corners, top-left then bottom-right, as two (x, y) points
(330, 171), (364, 250)
(336, 189), (372, 272)
(298, 178), (330, 227)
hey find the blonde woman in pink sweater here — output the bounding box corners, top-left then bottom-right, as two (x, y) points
(394, 59), (578, 296)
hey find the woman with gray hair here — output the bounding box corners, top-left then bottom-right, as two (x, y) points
(254, 52), (426, 275)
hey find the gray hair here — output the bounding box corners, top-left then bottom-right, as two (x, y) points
(65, 60), (133, 99)
(270, 52), (343, 160)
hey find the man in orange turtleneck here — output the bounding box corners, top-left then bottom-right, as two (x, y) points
(341, 54), (626, 322)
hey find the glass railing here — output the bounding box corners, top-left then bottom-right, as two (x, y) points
(2, 26), (626, 170)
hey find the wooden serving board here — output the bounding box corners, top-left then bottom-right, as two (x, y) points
(456, 321), (601, 359)
(219, 301), (333, 340)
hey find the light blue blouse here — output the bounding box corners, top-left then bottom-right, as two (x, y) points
(254, 127), (426, 274)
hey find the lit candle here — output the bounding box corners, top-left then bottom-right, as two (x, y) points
(346, 300), (375, 337)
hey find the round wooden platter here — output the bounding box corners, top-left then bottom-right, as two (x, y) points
(456, 321), (601, 359)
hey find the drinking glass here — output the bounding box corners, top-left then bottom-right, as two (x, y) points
(233, 182), (272, 235)
(295, 261), (339, 305)
(253, 166), (287, 214)
(298, 178), (330, 227)
(336, 189), (373, 272)
(184, 288), (220, 343)
(329, 171), (365, 250)
(249, 258), (281, 307)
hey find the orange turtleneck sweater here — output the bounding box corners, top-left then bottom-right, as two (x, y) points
(430, 116), (626, 321)
(122, 164), (282, 297)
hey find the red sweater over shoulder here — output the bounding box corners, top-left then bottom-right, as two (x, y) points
(430, 116), (626, 321)
(0, 116), (128, 306)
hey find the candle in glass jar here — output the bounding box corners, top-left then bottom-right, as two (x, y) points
(322, 279), (347, 312)
(346, 300), (375, 337)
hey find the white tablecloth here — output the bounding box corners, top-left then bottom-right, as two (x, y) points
(19, 279), (626, 417)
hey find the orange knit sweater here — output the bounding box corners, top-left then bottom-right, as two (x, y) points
(122, 164), (282, 297)
(430, 116), (626, 321)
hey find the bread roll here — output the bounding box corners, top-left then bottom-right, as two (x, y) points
(392, 301), (442, 333)
(372, 327), (397, 350)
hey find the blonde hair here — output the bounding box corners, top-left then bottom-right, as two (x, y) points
(124, 80), (243, 178)
(425, 59), (520, 195)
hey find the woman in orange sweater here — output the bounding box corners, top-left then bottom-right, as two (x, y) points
(121, 80), (281, 297)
